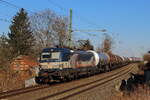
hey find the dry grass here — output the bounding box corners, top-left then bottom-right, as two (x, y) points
(0, 70), (23, 92)
(111, 85), (150, 100)
(0, 69), (36, 92)
(0, 55), (38, 92)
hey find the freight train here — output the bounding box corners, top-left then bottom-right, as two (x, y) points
(35, 48), (139, 84)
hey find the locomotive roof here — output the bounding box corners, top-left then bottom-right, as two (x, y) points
(42, 48), (71, 52)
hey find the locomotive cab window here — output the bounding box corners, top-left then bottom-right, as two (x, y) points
(41, 52), (51, 59)
(51, 52), (60, 59)
(41, 52), (60, 60)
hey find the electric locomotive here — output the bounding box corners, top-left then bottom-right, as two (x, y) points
(35, 47), (131, 84)
(35, 48), (73, 83)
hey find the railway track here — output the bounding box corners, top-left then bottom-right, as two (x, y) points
(0, 64), (137, 100)
(37, 64), (134, 100)
(0, 85), (49, 99)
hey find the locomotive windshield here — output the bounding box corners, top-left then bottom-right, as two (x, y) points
(40, 48), (71, 62)
(51, 52), (60, 59)
(41, 52), (60, 60)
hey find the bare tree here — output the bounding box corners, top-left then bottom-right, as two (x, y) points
(101, 33), (114, 53)
(30, 10), (56, 49)
(52, 16), (68, 48)
(30, 9), (69, 51)
(0, 34), (12, 70)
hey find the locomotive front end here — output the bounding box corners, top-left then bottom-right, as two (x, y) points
(35, 48), (72, 84)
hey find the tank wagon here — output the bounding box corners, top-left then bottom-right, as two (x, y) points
(35, 48), (132, 84)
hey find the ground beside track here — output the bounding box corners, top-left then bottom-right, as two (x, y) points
(4, 63), (139, 100)
(63, 63), (139, 100)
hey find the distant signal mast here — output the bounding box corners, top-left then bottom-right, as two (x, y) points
(67, 8), (107, 48)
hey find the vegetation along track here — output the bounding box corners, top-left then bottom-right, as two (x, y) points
(0, 64), (136, 100)
(37, 64), (135, 100)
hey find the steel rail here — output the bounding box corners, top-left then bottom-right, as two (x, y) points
(38, 64), (134, 100)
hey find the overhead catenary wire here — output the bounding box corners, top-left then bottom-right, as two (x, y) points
(47, 0), (68, 13)
(0, 0), (24, 23)
(0, 0), (20, 10)
(72, 27), (104, 37)
(73, 29), (107, 32)
(0, 0), (106, 34)
(47, 0), (108, 42)
(0, 18), (11, 23)
(0, 0), (102, 29)
(0, 0), (67, 22)
(0, 0), (39, 23)
(46, 0), (102, 29)
(0, 0), (34, 13)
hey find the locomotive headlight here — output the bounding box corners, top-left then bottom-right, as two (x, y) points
(41, 65), (48, 69)
(34, 67), (40, 76)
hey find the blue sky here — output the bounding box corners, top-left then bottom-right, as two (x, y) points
(0, 0), (150, 57)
